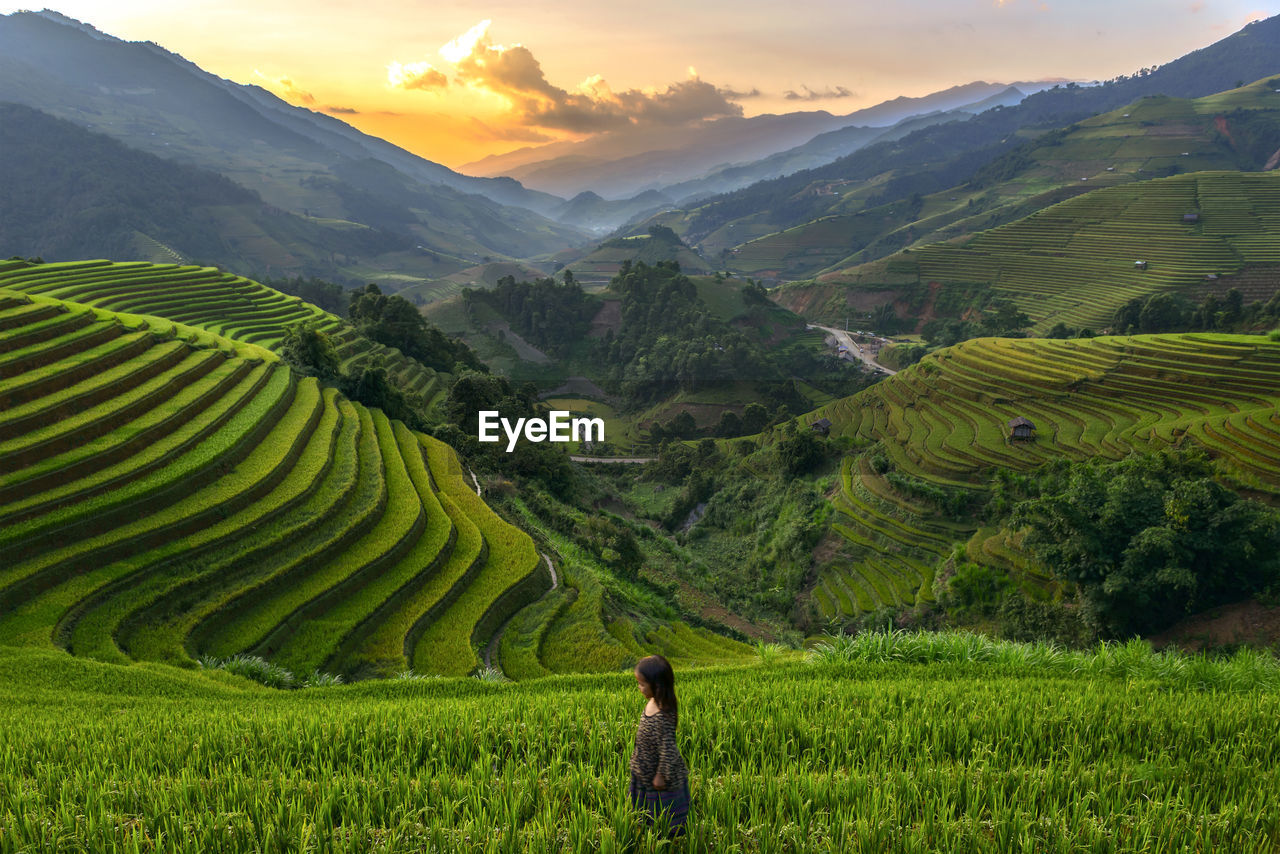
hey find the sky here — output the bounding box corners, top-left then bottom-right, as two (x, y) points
(4, 1), (1279, 168)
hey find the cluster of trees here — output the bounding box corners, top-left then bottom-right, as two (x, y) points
(591, 261), (821, 414)
(349, 284), (485, 374)
(1007, 449), (1280, 637)
(265, 276), (348, 315)
(597, 260), (763, 401)
(462, 272), (596, 359)
(1111, 288), (1280, 334)
(432, 370), (576, 498)
(926, 449), (1280, 644)
(921, 299), (1032, 346)
(279, 320), (426, 430)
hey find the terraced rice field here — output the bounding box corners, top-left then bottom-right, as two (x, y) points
(0, 268), (753, 678)
(0, 259), (446, 410)
(0, 281), (555, 678)
(824, 171), (1280, 333)
(808, 331), (1280, 620)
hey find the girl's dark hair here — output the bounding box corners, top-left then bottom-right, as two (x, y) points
(635, 654), (678, 721)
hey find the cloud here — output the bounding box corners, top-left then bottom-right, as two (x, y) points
(387, 61), (448, 91)
(324, 105), (360, 114)
(718, 86), (763, 99)
(394, 20), (747, 133)
(440, 19), (493, 64)
(254, 70), (315, 106)
(783, 85), (854, 101)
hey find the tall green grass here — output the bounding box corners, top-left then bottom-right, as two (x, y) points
(2, 643), (1278, 853)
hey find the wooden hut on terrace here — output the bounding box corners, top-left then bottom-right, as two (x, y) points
(811, 418), (832, 436)
(1008, 416), (1036, 442)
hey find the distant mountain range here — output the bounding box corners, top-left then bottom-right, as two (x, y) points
(6, 7), (1280, 295)
(639, 14), (1280, 280)
(461, 81), (1059, 201)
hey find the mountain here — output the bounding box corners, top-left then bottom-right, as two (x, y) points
(661, 86), (1033, 206)
(460, 81), (1053, 200)
(0, 10), (586, 269)
(551, 190), (675, 235)
(0, 103), (432, 280)
(552, 226), (713, 285)
(650, 14), (1280, 273)
(712, 76), (1280, 284)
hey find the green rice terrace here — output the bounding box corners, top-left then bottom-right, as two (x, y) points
(0, 264), (745, 682)
(785, 170), (1280, 334)
(801, 331), (1280, 621)
(3, 633), (1279, 852)
(0, 259), (449, 412)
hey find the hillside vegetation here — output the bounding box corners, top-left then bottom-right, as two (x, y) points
(776, 170), (1280, 333)
(773, 332), (1280, 623)
(3, 639), (1278, 852)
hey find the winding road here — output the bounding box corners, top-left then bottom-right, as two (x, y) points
(807, 324), (897, 375)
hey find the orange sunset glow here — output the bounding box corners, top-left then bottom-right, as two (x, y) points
(3, 1), (1279, 168)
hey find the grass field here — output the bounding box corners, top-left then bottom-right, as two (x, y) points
(2, 633), (1278, 853)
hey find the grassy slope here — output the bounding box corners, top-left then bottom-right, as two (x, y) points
(2, 640), (1278, 852)
(0, 258), (444, 405)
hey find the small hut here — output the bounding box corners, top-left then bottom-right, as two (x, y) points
(1008, 416), (1036, 442)
(1182, 212), (1200, 223)
(811, 417), (832, 436)
(1133, 260), (1148, 270)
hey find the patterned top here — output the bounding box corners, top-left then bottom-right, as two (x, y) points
(629, 706), (688, 791)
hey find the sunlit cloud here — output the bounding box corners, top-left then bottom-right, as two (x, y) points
(784, 85), (854, 101)
(391, 20), (748, 134)
(253, 69), (315, 105)
(440, 19), (493, 64)
(387, 60), (447, 91)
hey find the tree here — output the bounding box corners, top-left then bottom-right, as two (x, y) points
(1137, 293), (1187, 332)
(776, 425), (825, 477)
(279, 320), (340, 381)
(1011, 450), (1280, 637)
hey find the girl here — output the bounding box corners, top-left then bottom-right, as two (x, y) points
(629, 654), (690, 837)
